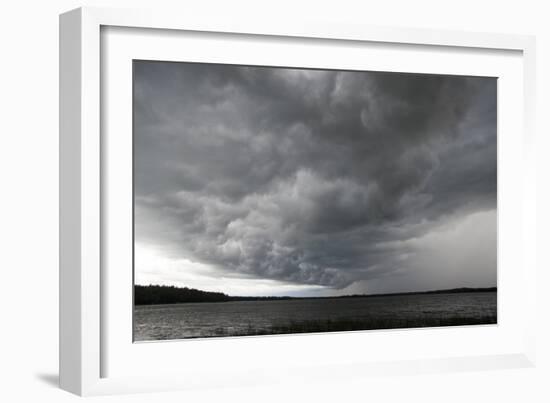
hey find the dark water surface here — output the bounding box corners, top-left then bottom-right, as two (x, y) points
(134, 291), (497, 341)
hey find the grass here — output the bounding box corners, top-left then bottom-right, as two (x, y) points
(269, 315), (497, 334)
(203, 315), (497, 338)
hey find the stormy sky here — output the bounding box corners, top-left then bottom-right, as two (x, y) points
(133, 60), (497, 297)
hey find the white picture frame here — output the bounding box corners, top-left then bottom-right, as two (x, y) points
(59, 6), (537, 396)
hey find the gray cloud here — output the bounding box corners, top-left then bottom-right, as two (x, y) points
(134, 61), (496, 292)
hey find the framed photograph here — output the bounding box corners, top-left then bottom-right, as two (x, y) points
(60, 7), (537, 396)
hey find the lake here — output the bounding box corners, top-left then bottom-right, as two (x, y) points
(134, 291), (497, 341)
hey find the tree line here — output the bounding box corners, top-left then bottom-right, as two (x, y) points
(134, 284), (496, 305)
(134, 284), (293, 305)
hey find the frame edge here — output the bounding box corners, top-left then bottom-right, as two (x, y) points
(59, 7), (83, 396)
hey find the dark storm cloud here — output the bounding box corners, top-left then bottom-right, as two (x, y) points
(134, 61), (496, 289)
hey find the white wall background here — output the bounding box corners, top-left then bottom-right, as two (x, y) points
(1, 0), (548, 401)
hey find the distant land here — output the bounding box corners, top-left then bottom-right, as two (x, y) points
(134, 284), (497, 306)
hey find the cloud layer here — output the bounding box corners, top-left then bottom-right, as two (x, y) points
(134, 61), (497, 292)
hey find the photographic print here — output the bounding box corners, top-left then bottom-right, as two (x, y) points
(133, 60), (497, 341)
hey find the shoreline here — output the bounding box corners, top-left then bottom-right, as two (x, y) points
(135, 286), (497, 306)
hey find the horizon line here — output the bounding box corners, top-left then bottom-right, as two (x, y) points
(134, 283), (498, 300)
